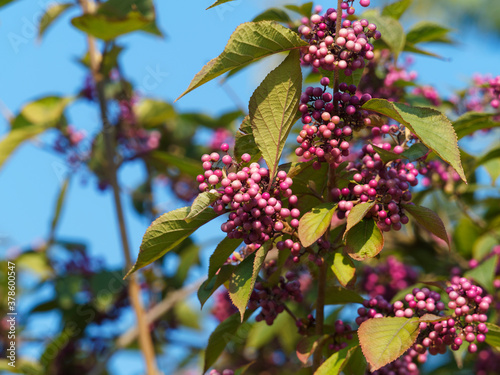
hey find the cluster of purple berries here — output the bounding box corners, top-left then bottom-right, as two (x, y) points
(361, 256), (419, 301)
(419, 159), (461, 190)
(296, 80), (371, 168)
(327, 320), (354, 352)
(355, 295), (393, 325)
(197, 144), (300, 246)
(298, 7), (380, 74)
(412, 86), (441, 107)
(476, 349), (500, 375)
(211, 289), (237, 323)
(333, 142), (418, 231)
(209, 370), (234, 375)
(369, 349), (423, 375)
(248, 271), (303, 325)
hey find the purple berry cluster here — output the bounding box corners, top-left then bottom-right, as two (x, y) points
(355, 295), (393, 325)
(209, 370), (234, 375)
(298, 7), (380, 74)
(369, 349), (423, 375)
(419, 159), (461, 190)
(327, 320), (354, 352)
(332, 141), (418, 231)
(361, 256), (419, 301)
(248, 271), (303, 325)
(476, 349), (500, 375)
(412, 86), (441, 107)
(211, 289), (238, 323)
(197, 144), (300, 246)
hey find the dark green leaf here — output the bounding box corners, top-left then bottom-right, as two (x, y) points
(342, 346), (367, 375)
(249, 50), (302, 179)
(49, 178), (70, 240)
(229, 244), (269, 319)
(204, 310), (253, 372)
(198, 265), (235, 307)
(252, 8), (291, 23)
(402, 204), (450, 248)
(206, 0), (236, 10)
(176, 21), (307, 100)
(0, 0), (16, 8)
(358, 317), (420, 371)
(323, 286), (364, 305)
(406, 22), (452, 44)
(234, 115), (262, 163)
(381, 0), (412, 20)
(402, 143), (428, 161)
(362, 98), (466, 182)
(453, 112), (500, 139)
(404, 42), (443, 59)
(127, 207), (218, 276)
(345, 219), (384, 261)
(38, 3), (74, 39)
(370, 145), (401, 164)
(208, 237), (242, 280)
(298, 203), (337, 247)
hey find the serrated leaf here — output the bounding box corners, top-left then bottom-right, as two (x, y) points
(186, 192), (221, 222)
(329, 251), (356, 287)
(38, 3), (73, 39)
(323, 286), (364, 305)
(346, 219), (384, 261)
(1, 96), (70, 171)
(401, 204), (450, 248)
(345, 202), (377, 236)
(208, 237), (243, 279)
(464, 254), (498, 295)
(342, 345), (367, 375)
(402, 143), (428, 161)
(252, 8), (291, 23)
(228, 244), (269, 320)
(453, 112), (500, 139)
(127, 207), (218, 276)
(485, 323), (500, 352)
(363, 11), (406, 60)
(406, 22), (452, 44)
(315, 345), (359, 375)
(234, 115), (262, 163)
(203, 310), (253, 372)
(135, 99), (176, 127)
(362, 98), (466, 182)
(381, 0), (412, 20)
(358, 317), (420, 371)
(298, 203), (337, 247)
(249, 50), (302, 178)
(206, 0), (235, 10)
(177, 21), (307, 100)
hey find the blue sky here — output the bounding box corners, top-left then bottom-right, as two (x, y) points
(1, 0), (500, 374)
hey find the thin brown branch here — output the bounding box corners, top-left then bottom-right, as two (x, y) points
(79, 1), (159, 374)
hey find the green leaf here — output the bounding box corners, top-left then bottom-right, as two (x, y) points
(208, 237), (242, 279)
(0, 96), (70, 171)
(485, 323), (500, 352)
(297, 335), (325, 364)
(186, 191), (220, 222)
(472, 234), (498, 260)
(198, 265), (235, 308)
(234, 115), (262, 163)
(49, 178), (70, 240)
(149, 151), (201, 177)
(406, 22), (452, 44)
(345, 202), (377, 236)
(342, 346), (367, 375)
(370, 145), (401, 164)
(464, 254), (498, 295)
(453, 112), (500, 139)
(476, 146), (500, 167)
(204, 310), (253, 372)
(127, 207), (218, 276)
(363, 11), (406, 60)
(358, 317), (420, 371)
(484, 158), (500, 182)
(252, 8), (291, 23)
(206, 0), (235, 10)
(323, 286), (364, 305)
(329, 251), (356, 287)
(403, 42), (443, 59)
(229, 243), (269, 320)
(401, 204), (450, 248)
(71, 10), (161, 41)
(284, 3), (313, 17)
(249, 50), (302, 178)
(345, 219), (384, 261)
(135, 99), (176, 127)
(0, 0), (16, 8)
(362, 98), (466, 182)
(402, 143), (428, 161)
(315, 345), (359, 375)
(248, 310), (296, 351)
(381, 0), (412, 20)
(298, 203), (337, 247)
(38, 3), (74, 39)
(176, 21), (307, 100)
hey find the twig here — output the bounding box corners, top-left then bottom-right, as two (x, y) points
(79, 1), (159, 374)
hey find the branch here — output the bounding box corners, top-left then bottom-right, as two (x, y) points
(79, 1), (159, 374)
